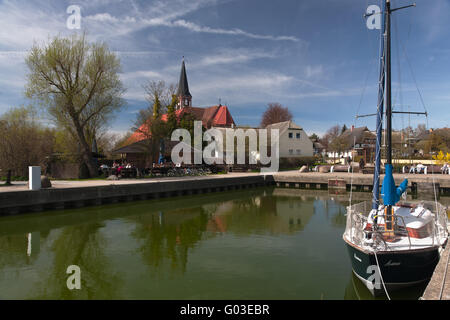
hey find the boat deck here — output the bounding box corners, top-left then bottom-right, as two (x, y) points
(346, 229), (444, 252)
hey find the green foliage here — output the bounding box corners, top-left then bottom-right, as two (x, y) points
(152, 95), (162, 119)
(178, 112), (196, 138)
(25, 33), (125, 176)
(166, 95), (178, 134)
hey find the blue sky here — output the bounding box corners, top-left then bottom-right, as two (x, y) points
(0, 0), (449, 137)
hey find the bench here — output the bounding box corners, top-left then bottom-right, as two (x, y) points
(403, 165), (450, 175)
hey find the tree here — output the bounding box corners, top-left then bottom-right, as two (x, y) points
(414, 124), (427, 138)
(25, 34), (126, 177)
(321, 125), (342, 163)
(143, 80), (176, 116)
(260, 103), (293, 128)
(152, 95), (162, 119)
(166, 95), (178, 134)
(0, 106), (55, 178)
(329, 135), (348, 163)
(424, 132), (446, 154)
(321, 125), (341, 150)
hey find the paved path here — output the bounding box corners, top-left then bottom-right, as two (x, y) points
(0, 172), (263, 192)
(1, 170), (450, 192)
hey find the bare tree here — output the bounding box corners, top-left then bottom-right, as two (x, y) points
(142, 80), (177, 116)
(260, 103), (293, 128)
(0, 106), (55, 178)
(322, 125), (342, 163)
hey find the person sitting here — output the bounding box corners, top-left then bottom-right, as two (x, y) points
(409, 165), (416, 174)
(441, 163), (449, 175)
(117, 164), (124, 175)
(416, 163), (425, 174)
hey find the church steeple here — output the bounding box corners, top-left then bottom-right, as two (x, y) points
(177, 57), (192, 109)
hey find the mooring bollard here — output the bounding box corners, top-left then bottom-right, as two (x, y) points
(29, 166), (41, 191)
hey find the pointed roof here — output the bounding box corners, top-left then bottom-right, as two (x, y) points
(177, 59), (191, 98)
(339, 126), (375, 149)
(213, 105), (235, 127)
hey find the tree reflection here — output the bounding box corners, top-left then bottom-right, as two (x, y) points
(30, 222), (122, 299)
(131, 208), (210, 276)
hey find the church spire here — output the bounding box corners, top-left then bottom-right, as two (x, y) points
(177, 57), (192, 109)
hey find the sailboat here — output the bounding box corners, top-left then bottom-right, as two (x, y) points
(343, 0), (448, 297)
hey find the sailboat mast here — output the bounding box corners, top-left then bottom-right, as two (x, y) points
(385, 0), (392, 166)
(372, 1), (387, 210)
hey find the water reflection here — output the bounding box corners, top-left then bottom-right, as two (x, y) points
(31, 223), (122, 299)
(0, 188), (433, 299)
(343, 271), (428, 300)
(131, 208), (210, 276)
(130, 190), (316, 276)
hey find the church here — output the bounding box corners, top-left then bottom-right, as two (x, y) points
(113, 59), (237, 167)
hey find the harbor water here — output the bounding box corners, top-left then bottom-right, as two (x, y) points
(0, 187), (435, 299)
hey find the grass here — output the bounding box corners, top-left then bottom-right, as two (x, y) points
(0, 176), (27, 182)
(0, 183), (12, 187)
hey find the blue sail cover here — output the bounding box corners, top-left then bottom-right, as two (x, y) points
(381, 164), (408, 205)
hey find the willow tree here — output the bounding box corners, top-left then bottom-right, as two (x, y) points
(25, 34), (125, 177)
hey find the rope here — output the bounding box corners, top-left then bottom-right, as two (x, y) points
(373, 249), (391, 300)
(349, 136), (356, 207)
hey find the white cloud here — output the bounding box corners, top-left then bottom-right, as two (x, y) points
(120, 70), (163, 81)
(170, 19), (300, 42)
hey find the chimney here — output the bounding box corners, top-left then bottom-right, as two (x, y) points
(351, 125), (355, 132)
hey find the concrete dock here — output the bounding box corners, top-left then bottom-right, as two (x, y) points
(1, 171), (450, 216)
(0, 173), (272, 216)
(422, 234), (450, 300)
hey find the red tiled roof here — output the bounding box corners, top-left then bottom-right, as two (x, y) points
(126, 105), (236, 145)
(213, 105), (235, 127)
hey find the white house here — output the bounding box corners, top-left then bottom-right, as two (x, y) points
(266, 121), (314, 157)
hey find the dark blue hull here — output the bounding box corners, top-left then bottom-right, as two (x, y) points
(344, 239), (441, 296)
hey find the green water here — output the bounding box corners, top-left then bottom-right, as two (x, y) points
(0, 188), (429, 300)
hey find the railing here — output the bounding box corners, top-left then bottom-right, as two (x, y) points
(345, 200), (449, 251)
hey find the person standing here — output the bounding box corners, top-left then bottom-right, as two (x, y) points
(359, 158), (365, 171)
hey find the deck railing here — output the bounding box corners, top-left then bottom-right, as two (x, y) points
(345, 200), (448, 251)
